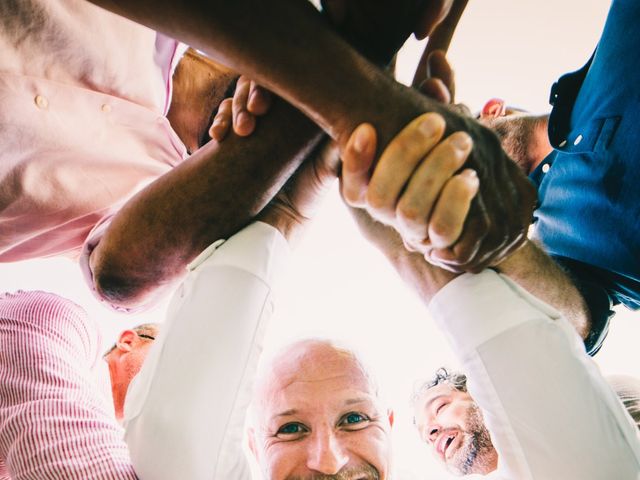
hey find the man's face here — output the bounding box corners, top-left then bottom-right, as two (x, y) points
(250, 342), (393, 480)
(413, 383), (497, 476)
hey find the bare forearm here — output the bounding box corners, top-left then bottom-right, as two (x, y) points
(91, 98), (323, 307)
(86, 0), (456, 147)
(493, 240), (591, 339)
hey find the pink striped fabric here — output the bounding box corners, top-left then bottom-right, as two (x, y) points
(0, 291), (137, 479)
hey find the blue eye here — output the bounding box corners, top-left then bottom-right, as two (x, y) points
(340, 412), (370, 429)
(345, 413), (365, 424)
(278, 423), (301, 434)
(276, 422), (308, 438)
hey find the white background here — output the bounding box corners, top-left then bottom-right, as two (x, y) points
(0, 0), (634, 478)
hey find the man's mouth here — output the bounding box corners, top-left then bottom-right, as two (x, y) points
(435, 430), (459, 460)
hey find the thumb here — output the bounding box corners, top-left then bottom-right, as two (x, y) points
(340, 123), (378, 207)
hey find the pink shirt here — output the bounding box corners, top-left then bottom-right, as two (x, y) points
(0, 0), (187, 262)
(0, 290), (137, 479)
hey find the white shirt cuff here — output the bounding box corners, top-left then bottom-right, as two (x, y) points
(187, 221), (290, 283)
(429, 270), (562, 359)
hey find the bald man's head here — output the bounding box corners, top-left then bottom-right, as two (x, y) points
(248, 339), (393, 480)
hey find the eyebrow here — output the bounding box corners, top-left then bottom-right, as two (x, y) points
(423, 394), (448, 411)
(273, 409), (298, 419)
(271, 397), (373, 420)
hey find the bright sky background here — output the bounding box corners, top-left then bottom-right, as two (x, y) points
(0, 0), (635, 478)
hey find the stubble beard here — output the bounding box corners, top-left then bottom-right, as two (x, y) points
(448, 404), (496, 476)
(483, 115), (543, 174)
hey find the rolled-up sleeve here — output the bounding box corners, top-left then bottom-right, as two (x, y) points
(123, 222), (289, 480)
(429, 270), (640, 480)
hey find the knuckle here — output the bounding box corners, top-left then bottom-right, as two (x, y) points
(396, 198), (423, 225)
(365, 188), (392, 214)
(430, 218), (453, 239)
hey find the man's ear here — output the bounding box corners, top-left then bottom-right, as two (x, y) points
(387, 409), (395, 428)
(116, 330), (137, 353)
(481, 98), (506, 118)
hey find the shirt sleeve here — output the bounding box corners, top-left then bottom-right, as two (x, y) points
(0, 291), (137, 480)
(429, 270), (640, 480)
(123, 221), (290, 480)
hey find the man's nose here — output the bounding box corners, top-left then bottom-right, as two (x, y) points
(306, 431), (349, 475)
(426, 424), (440, 444)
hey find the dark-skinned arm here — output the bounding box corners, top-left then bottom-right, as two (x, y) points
(87, 0), (536, 272)
(90, 98), (322, 307)
(87, 1), (446, 308)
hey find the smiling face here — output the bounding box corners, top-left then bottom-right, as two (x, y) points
(249, 340), (393, 480)
(413, 383), (497, 476)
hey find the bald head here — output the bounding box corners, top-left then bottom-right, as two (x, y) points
(249, 339), (392, 480)
(254, 339), (377, 405)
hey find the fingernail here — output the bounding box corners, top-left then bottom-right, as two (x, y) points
(462, 169), (479, 191)
(451, 132), (472, 150)
(238, 111), (250, 127)
(419, 116), (441, 137)
(353, 126), (369, 153)
(462, 169), (477, 180)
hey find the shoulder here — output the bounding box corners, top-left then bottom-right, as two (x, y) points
(0, 290), (100, 362)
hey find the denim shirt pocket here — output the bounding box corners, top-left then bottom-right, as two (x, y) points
(555, 116), (621, 155)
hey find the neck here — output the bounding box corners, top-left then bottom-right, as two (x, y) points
(526, 115), (552, 174)
(106, 356), (126, 422)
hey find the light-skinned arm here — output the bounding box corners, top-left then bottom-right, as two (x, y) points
(341, 115), (591, 338)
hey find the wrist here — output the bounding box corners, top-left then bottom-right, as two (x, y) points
(256, 204), (305, 246)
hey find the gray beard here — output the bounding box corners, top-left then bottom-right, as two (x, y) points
(450, 404), (495, 476)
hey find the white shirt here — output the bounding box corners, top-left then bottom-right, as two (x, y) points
(123, 222), (289, 480)
(430, 270), (640, 480)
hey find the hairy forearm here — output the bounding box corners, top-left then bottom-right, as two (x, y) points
(91, 98), (323, 307)
(493, 240), (591, 339)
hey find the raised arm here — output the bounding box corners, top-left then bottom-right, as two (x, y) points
(86, 0), (536, 272)
(341, 115), (590, 336)
(123, 135), (339, 479)
(86, 1), (442, 308)
(88, 97), (323, 308)
(342, 117), (640, 479)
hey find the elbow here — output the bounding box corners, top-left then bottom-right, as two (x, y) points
(90, 256), (159, 312)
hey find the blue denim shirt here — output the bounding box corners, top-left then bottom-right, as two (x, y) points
(530, 0), (640, 354)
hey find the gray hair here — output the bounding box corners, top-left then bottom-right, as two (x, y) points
(411, 367), (468, 407)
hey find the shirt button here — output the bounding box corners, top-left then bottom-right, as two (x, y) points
(574, 134), (583, 145)
(34, 95), (49, 110)
(101, 104), (112, 113)
(559, 140), (567, 147)
(542, 163), (550, 173)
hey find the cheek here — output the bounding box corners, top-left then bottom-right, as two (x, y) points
(261, 442), (308, 479)
(346, 427), (392, 478)
(440, 405), (469, 429)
